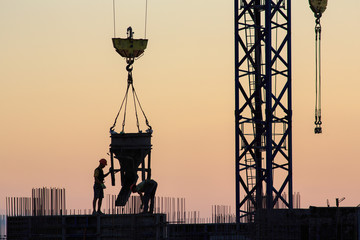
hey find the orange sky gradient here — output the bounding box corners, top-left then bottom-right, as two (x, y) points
(1, 0), (360, 218)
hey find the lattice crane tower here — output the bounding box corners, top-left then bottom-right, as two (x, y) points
(235, 0), (292, 223)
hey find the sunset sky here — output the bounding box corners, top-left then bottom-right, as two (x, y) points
(1, 0), (360, 218)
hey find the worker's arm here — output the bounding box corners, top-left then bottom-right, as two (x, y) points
(138, 192), (144, 209)
(104, 167), (119, 178)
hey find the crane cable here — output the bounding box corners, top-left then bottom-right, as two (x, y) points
(144, 0), (148, 38)
(314, 17), (322, 134)
(110, 0), (151, 133)
(309, 0), (327, 134)
(113, 0), (116, 38)
(110, 59), (152, 134)
(113, 0), (148, 39)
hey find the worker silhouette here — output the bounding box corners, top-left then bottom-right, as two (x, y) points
(130, 179), (157, 214)
(93, 158), (111, 215)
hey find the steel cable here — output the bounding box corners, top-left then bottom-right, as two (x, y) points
(110, 60), (151, 133)
(314, 18), (322, 133)
(110, 84), (130, 132)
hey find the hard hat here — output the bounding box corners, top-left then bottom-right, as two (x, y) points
(99, 158), (107, 166)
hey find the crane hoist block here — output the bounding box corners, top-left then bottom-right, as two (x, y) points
(309, 0), (328, 16)
(112, 38), (148, 58)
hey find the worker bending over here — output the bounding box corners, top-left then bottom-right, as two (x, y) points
(131, 179), (158, 214)
(93, 158), (111, 215)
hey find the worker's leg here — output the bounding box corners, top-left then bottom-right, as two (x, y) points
(97, 188), (104, 213)
(98, 198), (103, 212)
(142, 194), (150, 213)
(93, 198), (97, 212)
(93, 183), (104, 214)
(149, 182), (158, 214)
(93, 184), (99, 214)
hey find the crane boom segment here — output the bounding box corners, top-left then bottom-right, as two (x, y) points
(235, 0), (293, 223)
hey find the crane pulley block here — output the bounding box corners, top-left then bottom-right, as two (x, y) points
(112, 38), (148, 59)
(309, 0), (328, 18)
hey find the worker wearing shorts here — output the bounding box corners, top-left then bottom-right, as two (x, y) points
(93, 158), (110, 215)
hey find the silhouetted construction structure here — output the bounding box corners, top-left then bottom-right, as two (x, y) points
(235, 0), (293, 222)
(6, 187), (221, 224)
(6, 187), (65, 217)
(6, 207), (360, 239)
(6, 0), (353, 239)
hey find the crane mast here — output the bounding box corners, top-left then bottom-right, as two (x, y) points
(235, 0), (293, 223)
